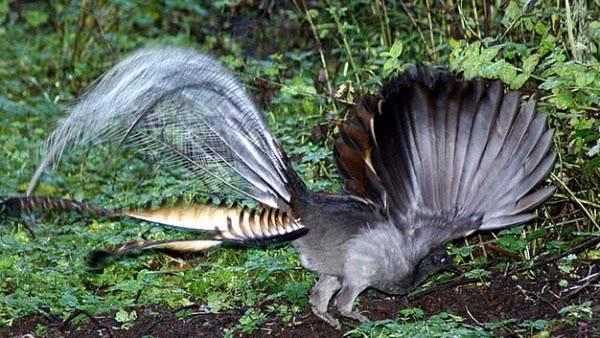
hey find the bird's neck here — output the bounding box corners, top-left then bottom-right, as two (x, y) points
(291, 189), (379, 225)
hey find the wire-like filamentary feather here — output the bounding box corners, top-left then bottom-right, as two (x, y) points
(27, 47), (294, 211)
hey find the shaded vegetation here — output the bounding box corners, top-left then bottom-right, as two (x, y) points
(0, 0), (598, 336)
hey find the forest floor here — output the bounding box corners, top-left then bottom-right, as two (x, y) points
(3, 247), (599, 338)
(1, 1), (598, 338)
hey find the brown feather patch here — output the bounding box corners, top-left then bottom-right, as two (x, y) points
(333, 95), (386, 205)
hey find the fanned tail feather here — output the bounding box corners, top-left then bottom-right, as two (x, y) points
(335, 65), (555, 236)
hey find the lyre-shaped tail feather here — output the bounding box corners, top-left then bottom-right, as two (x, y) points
(3, 196), (306, 264)
(88, 239), (224, 267)
(27, 47), (300, 212)
(123, 203), (306, 243)
(1, 197), (305, 244)
(90, 203), (307, 265)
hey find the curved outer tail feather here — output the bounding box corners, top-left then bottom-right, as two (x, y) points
(1, 196), (306, 259)
(0, 196), (115, 217)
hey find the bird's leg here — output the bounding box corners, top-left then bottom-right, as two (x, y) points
(309, 275), (342, 330)
(334, 283), (369, 323)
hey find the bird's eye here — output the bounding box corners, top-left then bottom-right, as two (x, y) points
(431, 255), (447, 265)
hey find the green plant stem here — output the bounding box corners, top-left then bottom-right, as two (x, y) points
(551, 173), (600, 231)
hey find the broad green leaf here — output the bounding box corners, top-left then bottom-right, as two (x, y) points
(383, 58), (400, 77)
(553, 91), (574, 109)
(522, 54), (540, 73)
(389, 40), (403, 58)
(23, 9), (49, 28)
(575, 72), (595, 87)
(510, 73), (529, 89)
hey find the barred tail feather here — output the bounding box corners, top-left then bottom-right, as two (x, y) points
(125, 204), (306, 243)
(2, 196), (306, 247)
(0, 196), (115, 217)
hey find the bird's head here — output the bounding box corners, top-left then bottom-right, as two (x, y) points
(344, 223), (452, 295)
(371, 244), (451, 295)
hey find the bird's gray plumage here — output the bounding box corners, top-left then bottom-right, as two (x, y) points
(336, 65), (555, 237)
(17, 48), (555, 329)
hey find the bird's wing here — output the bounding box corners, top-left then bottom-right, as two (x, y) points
(335, 65), (555, 242)
(27, 47), (295, 212)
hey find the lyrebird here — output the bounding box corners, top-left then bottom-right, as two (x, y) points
(1, 47), (555, 328)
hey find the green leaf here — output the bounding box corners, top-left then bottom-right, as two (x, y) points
(526, 229), (547, 241)
(575, 72), (595, 87)
(522, 54), (540, 73)
(498, 234), (527, 252)
(448, 38), (461, 50)
(497, 61), (517, 85)
(451, 245), (475, 258)
(399, 307), (425, 319)
(502, 1), (521, 27)
(481, 46), (501, 63)
(510, 73), (529, 89)
(535, 22), (547, 36)
(306, 9), (319, 19)
(585, 156), (600, 173)
(539, 78), (564, 90)
(389, 40), (404, 58)
(553, 91), (574, 109)
(207, 292), (227, 313)
(115, 309), (137, 323)
(464, 268), (491, 279)
(383, 58), (400, 78)
(24, 9), (49, 28)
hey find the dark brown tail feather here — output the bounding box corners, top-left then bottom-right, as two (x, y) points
(333, 95), (386, 205)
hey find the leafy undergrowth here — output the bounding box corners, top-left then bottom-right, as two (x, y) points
(1, 1), (599, 337)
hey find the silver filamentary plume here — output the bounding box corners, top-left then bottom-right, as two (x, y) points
(27, 47), (293, 210)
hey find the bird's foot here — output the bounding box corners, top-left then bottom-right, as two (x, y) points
(311, 306), (341, 330)
(340, 310), (370, 323)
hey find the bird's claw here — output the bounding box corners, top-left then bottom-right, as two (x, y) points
(311, 306), (341, 330)
(340, 310), (370, 323)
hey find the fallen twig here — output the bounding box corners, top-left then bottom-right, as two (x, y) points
(562, 265), (600, 299)
(60, 309), (114, 338)
(512, 236), (600, 274)
(406, 277), (479, 300)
